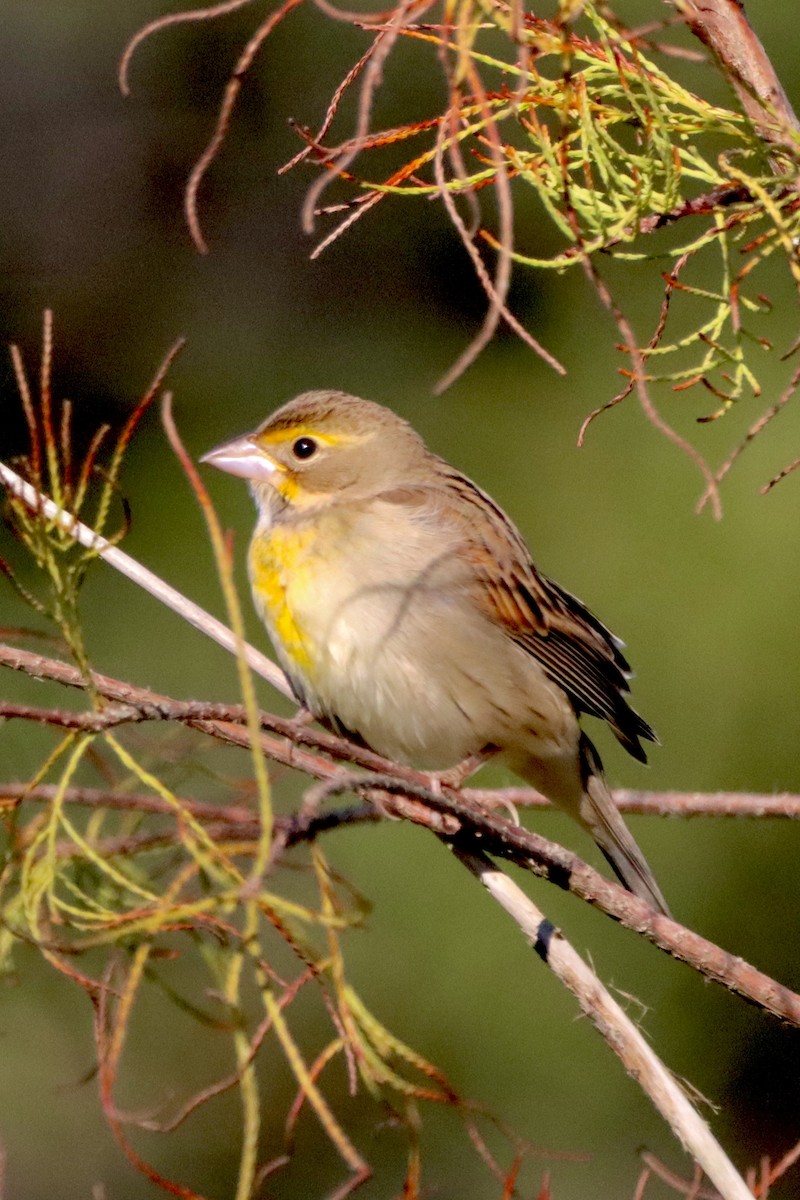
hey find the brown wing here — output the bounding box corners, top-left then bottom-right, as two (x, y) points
(431, 466), (657, 762)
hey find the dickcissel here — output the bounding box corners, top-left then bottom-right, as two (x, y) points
(203, 391), (668, 915)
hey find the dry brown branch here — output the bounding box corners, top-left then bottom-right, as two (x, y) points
(118, 0), (258, 97)
(762, 454), (800, 494)
(0, 782), (378, 845)
(3, 640), (800, 1028)
(6, 778), (800, 821)
(294, 775), (800, 824)
(609, 789), (800, 819)
(467, 786), (800, 819)
(672, 0), (800, 143)
(641, 1151), (720, 1199)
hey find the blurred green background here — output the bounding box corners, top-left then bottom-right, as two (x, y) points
(2, 2), (800, 1197)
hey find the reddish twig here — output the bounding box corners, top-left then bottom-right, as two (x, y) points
(119, 0), (258, 97)
(577, 249), (722, 518)
(762, 454), (800, 494)
(753, 1135), (800, 1197)
(300, 0), (429, 238)
(431, 94), (566, 385)
(9, 778), (800, 821)
(185, 0), (306, 253)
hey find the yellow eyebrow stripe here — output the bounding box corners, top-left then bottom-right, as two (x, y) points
(257, 425), (369, 448)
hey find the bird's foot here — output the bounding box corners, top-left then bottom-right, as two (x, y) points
(425, 747), (498, 795)
(479, 793), (521, 827)
(287, 705), (315, 732)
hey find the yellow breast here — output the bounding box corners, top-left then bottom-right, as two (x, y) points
(247, 522), (320, 676)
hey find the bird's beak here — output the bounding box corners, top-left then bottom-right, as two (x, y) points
(200, 435), (278, 483)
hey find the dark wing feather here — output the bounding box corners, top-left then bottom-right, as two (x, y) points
(515, 575), (656, 760)
(429, 466), (657, 761)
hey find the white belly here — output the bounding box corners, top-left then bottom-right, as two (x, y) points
(291, 557), (485, 765)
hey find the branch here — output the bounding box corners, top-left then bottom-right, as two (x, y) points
(0, 783), (378, 850)
(469, 786), (800, 819)
(385, 784), (800, 1028)
(0, 458), (291, 701)
(4, 641), (800, 1028)
(0, 641), (438, 781)
(6, 759), (800, 821)
(453, 846), (752, 1200)
(672, 0), (800, 143)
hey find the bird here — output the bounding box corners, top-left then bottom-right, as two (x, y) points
(202, 390), (669, 915)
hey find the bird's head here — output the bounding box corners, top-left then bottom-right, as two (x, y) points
(202, 390), (431, 515)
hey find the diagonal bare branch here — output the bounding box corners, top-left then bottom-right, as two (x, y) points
(3, 639), (800, 1028)
(672, 0), (800, 143)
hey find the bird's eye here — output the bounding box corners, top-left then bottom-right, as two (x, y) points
(291, 436), (318, 460)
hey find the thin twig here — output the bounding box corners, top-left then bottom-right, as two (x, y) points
(431, 67), (514, 391)
(468, 786), (800, 820)
(301, 0), (423, 237)
(697, 359), (800, 511)
(119, 0), (258, 97)
(431, 96), (565, 387)
(0, 459), (291, 699)
(184, 0), (306, 253)
(577, 252), (722, 518)
(762, 455), (800, 494)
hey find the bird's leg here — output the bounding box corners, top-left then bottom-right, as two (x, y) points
(425, 746), (499, 794)
(287, 704), (316, 731)
(425, 748), (521, 825)
(281, 705), (319, 772)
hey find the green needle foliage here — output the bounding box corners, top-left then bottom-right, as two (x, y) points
(305, 1), (800, 414)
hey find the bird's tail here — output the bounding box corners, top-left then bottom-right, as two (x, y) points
(577, 734), (670, 917)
